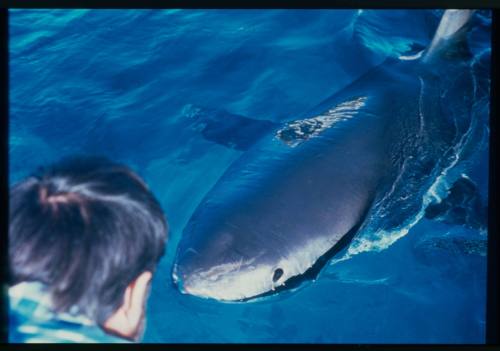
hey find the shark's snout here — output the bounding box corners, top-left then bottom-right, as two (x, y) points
(172, 254), (203, 296)
(172, 247), (281, 301)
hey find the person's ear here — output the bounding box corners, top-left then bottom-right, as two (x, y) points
(103, 271), (153, 340)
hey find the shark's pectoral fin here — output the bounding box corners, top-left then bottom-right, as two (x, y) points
(424, 175), (487, 231)
(182, 104), (278, 151)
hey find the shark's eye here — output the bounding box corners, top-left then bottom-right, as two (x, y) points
(272, 268), (284, 282)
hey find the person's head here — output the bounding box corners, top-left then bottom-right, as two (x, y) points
(9, 155), (168, 341)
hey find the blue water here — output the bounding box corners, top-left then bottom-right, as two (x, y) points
(9, 9), (490, 343)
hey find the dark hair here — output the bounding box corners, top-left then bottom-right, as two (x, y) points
(9, 155), (168, 325)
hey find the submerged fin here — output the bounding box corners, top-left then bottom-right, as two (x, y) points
(424, 175), (487, 231)
(422, 9), (475, 63)
(183, 105), (278, 151)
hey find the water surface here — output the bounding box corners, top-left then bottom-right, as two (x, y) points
(9, 9), (490, 343)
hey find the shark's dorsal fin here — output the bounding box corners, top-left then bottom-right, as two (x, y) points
(422, 9), (475, 63)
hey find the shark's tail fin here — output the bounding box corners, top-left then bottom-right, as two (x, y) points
(422, 9), (475, 63)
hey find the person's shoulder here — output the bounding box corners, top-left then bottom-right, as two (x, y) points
(9, 315), (131, 343)
(8, 282), (130, 344)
